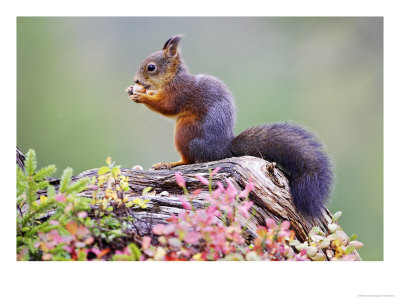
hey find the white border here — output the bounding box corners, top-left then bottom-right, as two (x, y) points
(2, 0), (399, 299)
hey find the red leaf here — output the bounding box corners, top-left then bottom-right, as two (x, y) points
(65, 221), (77, 235)
(97, 248), (110, 259)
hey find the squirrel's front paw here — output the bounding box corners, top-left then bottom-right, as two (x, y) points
(152, 162), (172, 170)
(130, 92), (146, 103)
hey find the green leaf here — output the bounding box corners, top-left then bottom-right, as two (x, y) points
(112, 167), (120, 178)
(16, 166), (27, 197)
(60, 167), (73, 193)
(345, 245), (356, 255)
(142, 187), (152, 196)
(33, 165), (57, 181)
(111, 229), (123, 236)
(349, 233), (358, 242)
(106, 206), (114, 212)
(21, 227), (30, 232)
(112, 254), (135, 261)
(98, 166), (111, 176)
(78, 251), (87, 261)
(128, 243), (141, 260)
(311, 226), (323, 234)
(107, 234), (115, 241)
(25, 149), (37, 176)
(36, 180), (50, 190)
(66, 177), (89, 194)
(47, 185), (56, 202)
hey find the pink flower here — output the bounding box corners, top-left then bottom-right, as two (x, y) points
(278, 244), (286, 254)
(194, 210), (209, 225)
(175, 172), (186, 188)
(55, 193), (66, 202)
(178, 211), (191, 223)
(206, 204), (218, 216)
(209, 227), (226, 250)
(177, 220), (191, 232)
(42, 253), (52, 260)
(152, 224), (166, 235)
(192, 189), (202, 196)
(238, 201), (253, 218)
(202, 225), (214, 233)
(61, 235), (74, 244)
(348, 241), (364, 249)
(48, 230), (63, 244)
(115, 247), (131, 256)
(163, 224), (176, 235)
(142, 236), (151, 250)
(266, 218), (277, 229)
(76, 225), (90, 237)
(211, 167), (221, 177)
(77, 211), (88, 219)
(280, 220), (290, 230)
(63, 245), (74, 253)
(238, 179), (255, 198)
(211, 181), (225, 199)
(196, 174), (209, 185)
(278, 230), (290, 239)
(184, 231), (201, 244)
(84, 236), (95, 245)
(225, 179), (238, 200)
(64, 204), (73, 213)
(180, 196), (192, 210)
(294, 249), (309, 261)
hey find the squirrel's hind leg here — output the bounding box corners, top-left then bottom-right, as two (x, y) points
(152, 160), (188, 170)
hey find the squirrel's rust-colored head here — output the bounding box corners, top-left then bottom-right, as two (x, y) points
(134, 35), (186, 90)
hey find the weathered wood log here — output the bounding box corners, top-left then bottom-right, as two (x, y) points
(18, 148), (359, 260)
(16, 146), (25, 171)
(48, 156), (330, 241)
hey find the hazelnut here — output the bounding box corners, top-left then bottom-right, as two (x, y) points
(132, 84), (146, 94)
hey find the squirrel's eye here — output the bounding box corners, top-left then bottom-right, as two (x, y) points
(147, 64), (156, 72)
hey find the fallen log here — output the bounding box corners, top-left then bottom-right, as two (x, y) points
(49, 156), (331, 241)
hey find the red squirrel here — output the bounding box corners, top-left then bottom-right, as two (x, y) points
(126, 35), (334, 217)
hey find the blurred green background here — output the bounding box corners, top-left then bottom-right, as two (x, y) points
(17, 17), (383, 260)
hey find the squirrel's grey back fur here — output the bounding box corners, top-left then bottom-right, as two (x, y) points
(188, 74), (235, 163)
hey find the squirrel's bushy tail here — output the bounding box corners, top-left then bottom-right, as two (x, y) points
(231, 123), (334, 217)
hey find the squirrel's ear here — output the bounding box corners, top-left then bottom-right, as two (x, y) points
(163, 34), (183, 58)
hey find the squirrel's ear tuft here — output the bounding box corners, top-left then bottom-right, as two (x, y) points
(163, 34), (184, 58)
(162, 37), (173, 50)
